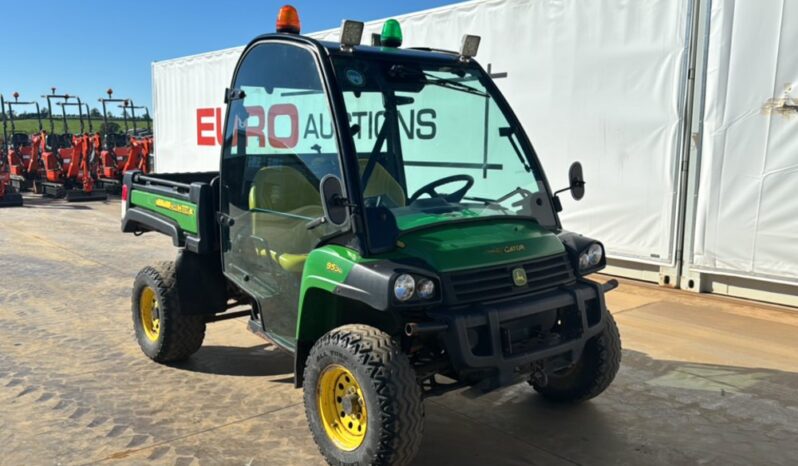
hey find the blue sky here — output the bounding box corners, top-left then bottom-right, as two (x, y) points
(0, 0), (462, 117)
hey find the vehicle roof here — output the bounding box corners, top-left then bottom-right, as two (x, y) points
(319, 40), (463, 63)
(248, 33), (467, 65)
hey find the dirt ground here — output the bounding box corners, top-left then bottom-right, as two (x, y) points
(1, 196), (797, 466)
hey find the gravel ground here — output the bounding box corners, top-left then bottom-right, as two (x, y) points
(1, 195), (797, 466)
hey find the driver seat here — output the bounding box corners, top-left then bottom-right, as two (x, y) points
(248, 165), (324, 272)
(358, 159), (406, 207)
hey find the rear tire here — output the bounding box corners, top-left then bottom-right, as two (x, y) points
(132, 262), (206, 363)
(303, 324), (424, 466)
(531, 311), (621, 403)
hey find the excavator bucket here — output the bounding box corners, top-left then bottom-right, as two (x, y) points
(0, 191), (23, 207)
(65, 188), (108, 202)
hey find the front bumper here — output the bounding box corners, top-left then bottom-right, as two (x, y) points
(425, 278), (617, 392)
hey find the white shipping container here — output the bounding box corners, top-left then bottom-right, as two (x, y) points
(689, 0), (798, 285)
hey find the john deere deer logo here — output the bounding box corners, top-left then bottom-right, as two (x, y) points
(512, 267), (527, 287)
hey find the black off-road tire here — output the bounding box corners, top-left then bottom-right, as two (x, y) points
(303, 324), (424, 466)
(132, 262), (206, 363)
(532, 311), (621, 403)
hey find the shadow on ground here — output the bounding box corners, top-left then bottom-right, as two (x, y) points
(413, 349), (798, 465)
(171, 344), (294, 377)
(167, 342), (798, 465)
(18, 195), (107, 210)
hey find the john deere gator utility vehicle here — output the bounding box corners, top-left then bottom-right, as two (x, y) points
(122, 7), (621, 465)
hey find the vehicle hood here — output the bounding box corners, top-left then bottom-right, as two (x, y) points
(392, 217), (565, 272)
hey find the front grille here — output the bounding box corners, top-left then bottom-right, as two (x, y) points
(448, 253), (575, 304)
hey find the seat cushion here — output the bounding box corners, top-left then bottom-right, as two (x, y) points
(249, 166), (324, 272)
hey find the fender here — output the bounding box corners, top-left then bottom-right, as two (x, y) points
(292, 244), (439, 386)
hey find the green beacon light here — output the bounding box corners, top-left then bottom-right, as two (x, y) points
(380, 19), (403, 48)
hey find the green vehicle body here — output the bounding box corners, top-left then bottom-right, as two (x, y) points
(122, 31), (616, 395)
(129, 190), (199, 234)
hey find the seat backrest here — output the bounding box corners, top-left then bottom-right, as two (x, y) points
(107, 133), (128, 148)
(248, 165), (320, 212)
(358, 159), (406, 207)
(247, 164), (324, 258)
(11, 133), (30, 146)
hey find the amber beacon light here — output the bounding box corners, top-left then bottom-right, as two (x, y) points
(276, 5), (301, 34)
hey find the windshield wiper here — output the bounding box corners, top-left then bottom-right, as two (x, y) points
(464, 187), (528, 207)
(421, 72), (488, 97)
(463, 196), (504, 209)
(388, 65), (488, 97)
(499, 127), (531, 172)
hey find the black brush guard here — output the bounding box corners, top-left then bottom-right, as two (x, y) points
(420, 278), (618, 392)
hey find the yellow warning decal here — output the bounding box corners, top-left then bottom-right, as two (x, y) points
(155, 198), (195, 216)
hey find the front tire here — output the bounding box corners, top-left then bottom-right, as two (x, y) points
(303, 324), (424, 466)
(132, 262), (206, 363)
(532, 311), (622, 403)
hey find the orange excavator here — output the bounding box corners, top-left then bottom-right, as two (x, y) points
(60, 99), (107, 202)
(40, 88), (106, 201)
(0, 94), (24, 207)
(96, 89), (133, 194)
(120, 100), (153, 174)
(3, 92), (44, 193)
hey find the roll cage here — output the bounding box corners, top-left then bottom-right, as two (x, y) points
(221, 33), (562, 258)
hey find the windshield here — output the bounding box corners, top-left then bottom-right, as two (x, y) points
(332, 56), (557, 241)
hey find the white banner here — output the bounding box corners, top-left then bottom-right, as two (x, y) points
(690, 0), (798, 284)
(152, 0), (692, 264)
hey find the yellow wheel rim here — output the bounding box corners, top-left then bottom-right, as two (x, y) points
(139, 286), (160, 342)
(317, 364), (368, 451)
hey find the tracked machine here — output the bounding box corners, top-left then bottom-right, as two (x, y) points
(0, 95), (24, 207)
(2, 92), (44, 193)
(96, 89), (139, 194)
(39, 89), (106, 201)
(120, 101), (153, 173)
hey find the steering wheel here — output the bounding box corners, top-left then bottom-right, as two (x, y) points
(408, 174), (475, 204)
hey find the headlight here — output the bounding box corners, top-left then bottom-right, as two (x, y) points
(416, 278), (435, 299)
(587, 243), (603, 266)
(578, 253), (591, 270)
(394, 274), (416, 301)
(578, 243), (604, 271)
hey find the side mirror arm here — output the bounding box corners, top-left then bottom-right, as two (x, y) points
(553, 180), (585, 197)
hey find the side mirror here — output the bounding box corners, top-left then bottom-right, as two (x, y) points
(568, 161), (585, 200)
(552, 161), (586, 207)
(320, 175), (349, 227)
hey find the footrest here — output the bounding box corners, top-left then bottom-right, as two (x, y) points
(247, 318), (270, 341)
